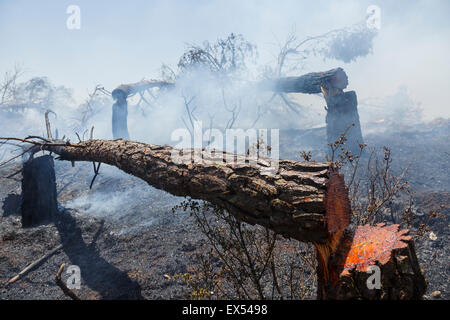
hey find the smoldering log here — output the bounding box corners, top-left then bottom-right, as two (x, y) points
(316, 224), (427, 300)
(21, 155), (58, 227)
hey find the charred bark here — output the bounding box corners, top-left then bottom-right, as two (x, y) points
(21, 155), (58, 227)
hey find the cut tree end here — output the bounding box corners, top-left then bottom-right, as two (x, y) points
(321, 223), (427, 299)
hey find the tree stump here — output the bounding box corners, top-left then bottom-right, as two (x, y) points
(21, 155), (58, 227)
(316, 224), (427, 299)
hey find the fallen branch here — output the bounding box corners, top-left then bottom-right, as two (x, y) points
(7, 244), (63, 285)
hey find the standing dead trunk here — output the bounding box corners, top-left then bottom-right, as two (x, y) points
(21, 155), (58, 227)
(111, 90), (130, 140)
(324, 91), (364, 156)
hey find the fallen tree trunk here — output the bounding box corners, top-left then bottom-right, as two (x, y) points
(48, 139), (332, 243)
(113, 69), (347, 98)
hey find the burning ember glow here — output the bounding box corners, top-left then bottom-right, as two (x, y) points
(340, 223), (411, 276)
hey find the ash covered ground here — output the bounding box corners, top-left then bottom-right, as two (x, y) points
(0, 120), (448, 300)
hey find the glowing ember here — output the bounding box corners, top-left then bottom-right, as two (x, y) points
(340, 223), (411, 276)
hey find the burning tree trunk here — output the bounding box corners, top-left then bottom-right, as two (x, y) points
(33, 138), (425, 299)
(21, 155), (58, 227)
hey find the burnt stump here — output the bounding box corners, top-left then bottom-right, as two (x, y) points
(21, 155), (58, 227)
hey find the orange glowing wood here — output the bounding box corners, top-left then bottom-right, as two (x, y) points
(338, 223), (411, 276)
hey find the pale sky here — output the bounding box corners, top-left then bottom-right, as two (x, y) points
(1, 0), (449, 120)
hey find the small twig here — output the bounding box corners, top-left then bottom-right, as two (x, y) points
(24, 136), (52, 143)
(89, 126), (94, 140)
(45, 110), (56, 140)
(6, 244), (63, 285)
(55, 264), (81, 300)
(0, 145), (34, 167)
(5, 168), (22, 178)
(89, 162), (101, 189)
(82, 129), (88, 142)
(0, 137), (81, 148)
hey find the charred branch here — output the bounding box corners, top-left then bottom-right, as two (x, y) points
(111, 80), (175, 100)
(259, 68), (348, 94)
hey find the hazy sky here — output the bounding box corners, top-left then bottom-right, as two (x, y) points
(1, 0), (449, 119)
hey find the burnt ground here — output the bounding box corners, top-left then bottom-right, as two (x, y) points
(0, 119), (448, 300)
